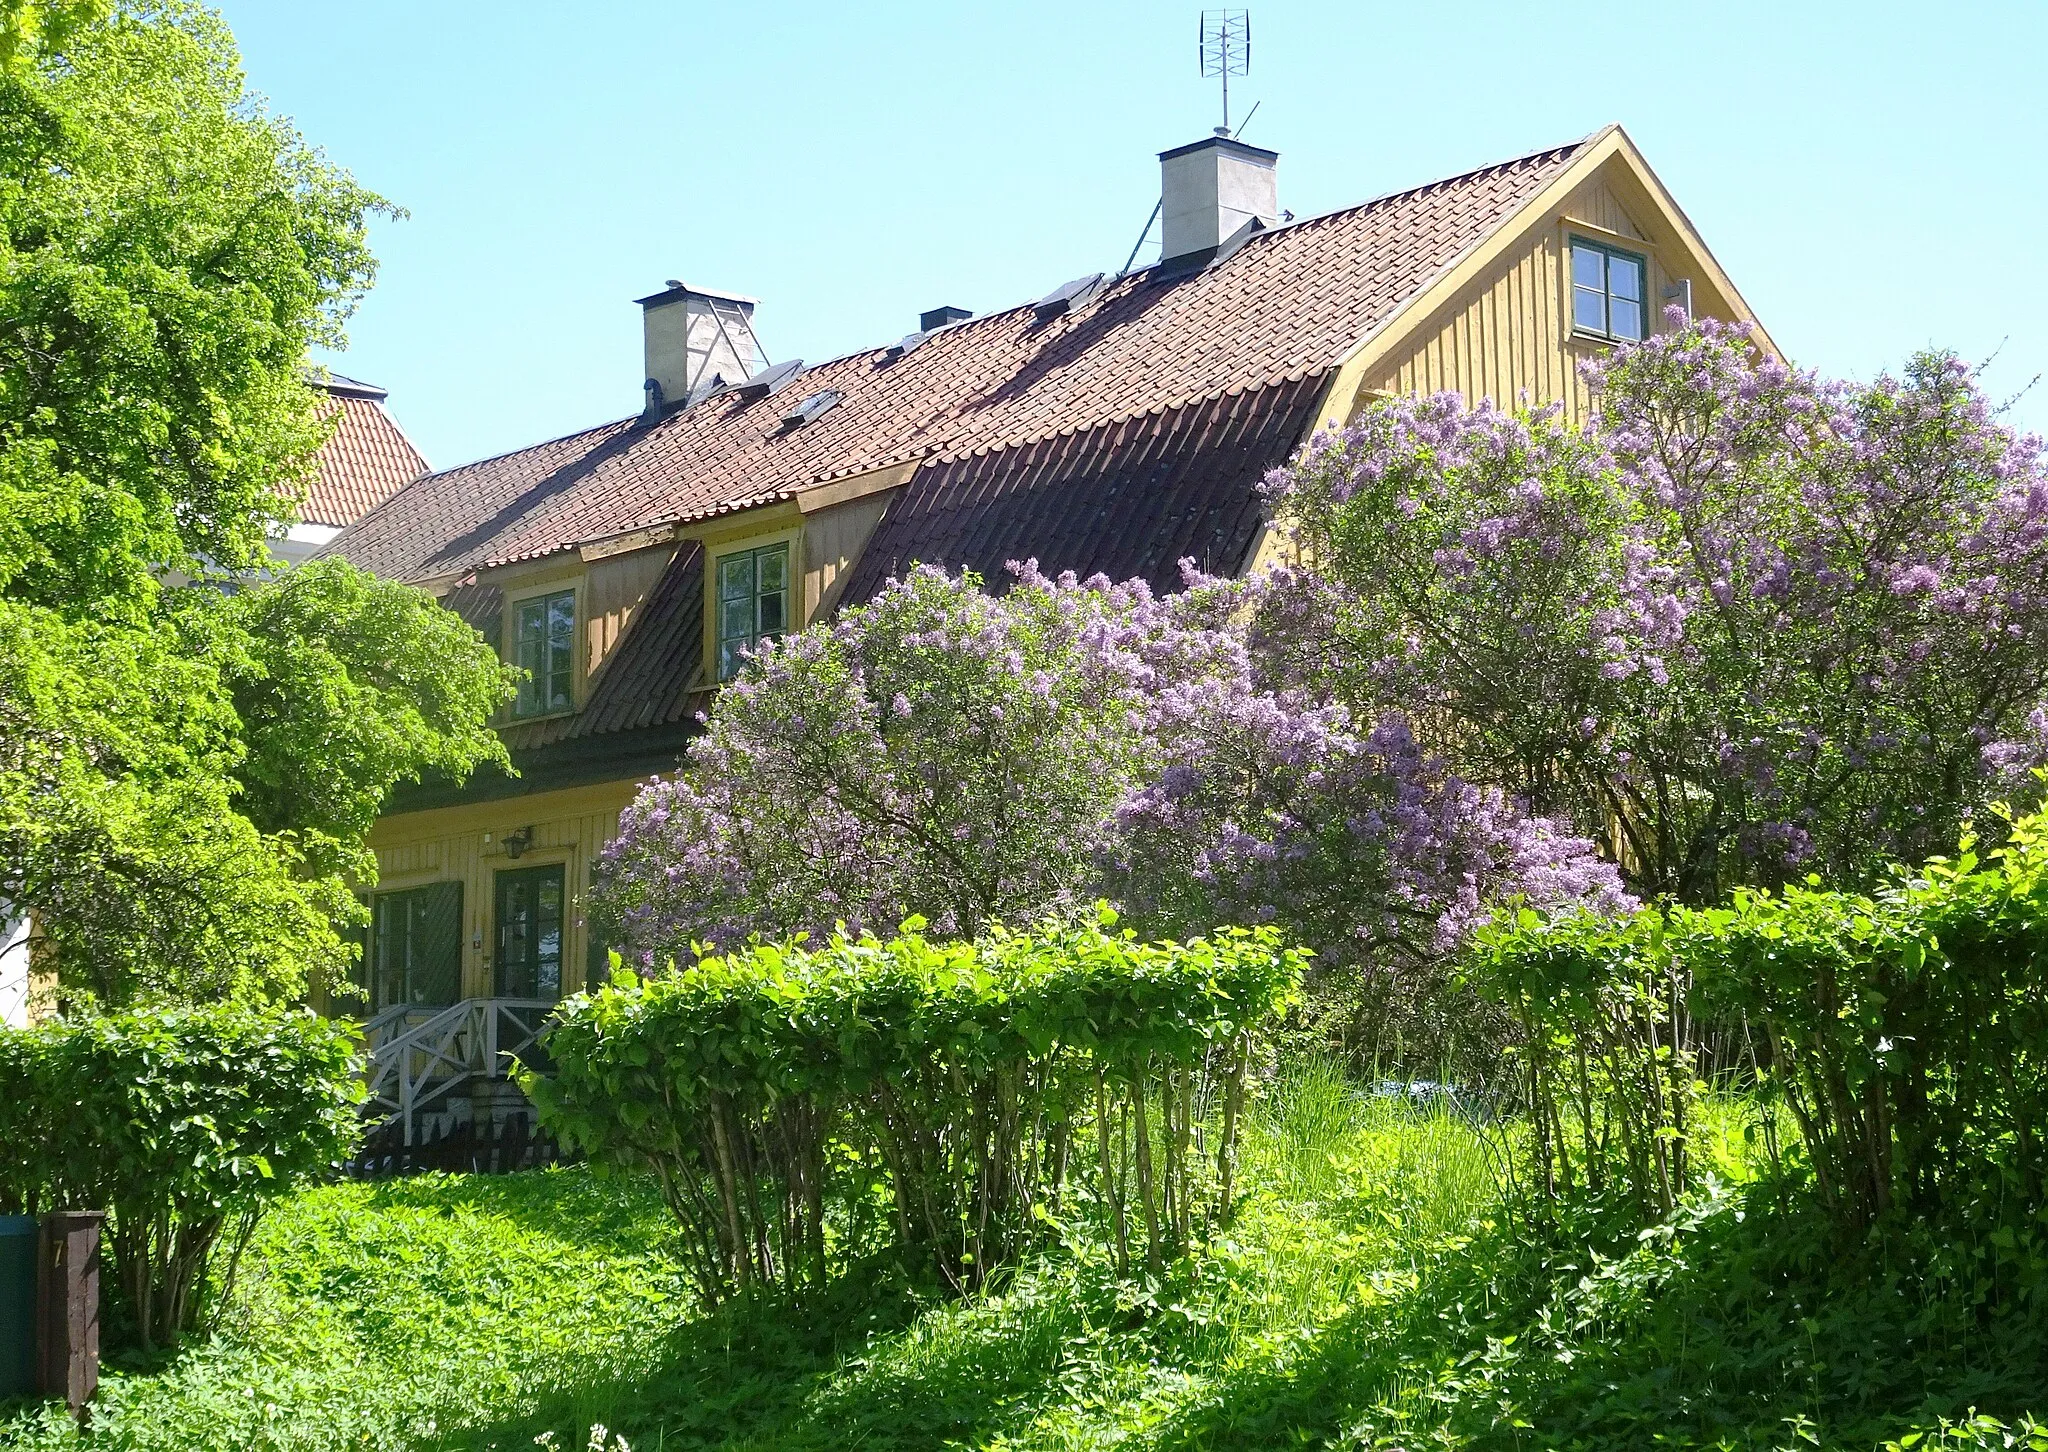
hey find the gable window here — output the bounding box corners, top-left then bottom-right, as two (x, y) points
(1570, 237), (1647, 343)
(513, 589), (575, 716)
(717, 543), (789, 680)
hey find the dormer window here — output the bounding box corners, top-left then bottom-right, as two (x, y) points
(513, 588), (575, 716)
(1571, 237), (1647, 343)
(717, 543), (789, 680)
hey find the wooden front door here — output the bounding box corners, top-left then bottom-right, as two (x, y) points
(493, 864), (564, 1000)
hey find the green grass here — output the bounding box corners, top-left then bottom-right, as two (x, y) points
(2, 1071), (2043, 1451)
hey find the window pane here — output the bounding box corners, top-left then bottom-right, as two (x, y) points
(1571, 245), (1605, 290)
(757, 547), (787, 593)
(514, 600), (544, 715)
(1573, 285), (1607, 333)
(1610, 298), (1644, 341)
(720, 596), (753, 642)
(758, 588), (785, 635)
(1608, 254), (1644, 303)
(548, 591), (574, 639)
(720, 555), (754, 600)
(719, 640), (745, 680)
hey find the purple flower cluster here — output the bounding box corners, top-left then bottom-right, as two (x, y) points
(596, 558), (1626, 977)
(1265, 313), (2048, 899)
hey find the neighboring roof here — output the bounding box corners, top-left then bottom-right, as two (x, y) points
(303, 375), (430, 528)
(330, 137), (1589, 583)
(838, 374), (1328, 608)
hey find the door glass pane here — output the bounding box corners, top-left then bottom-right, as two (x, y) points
(416, 882), (462, 1005)
(369, 882), (462, 1011)
(495, 865), (564, 1001)
(537, 873), (563, 998)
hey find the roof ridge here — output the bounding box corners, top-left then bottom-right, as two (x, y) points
(367, 394), (432, 477)
(1221, 132), (1594, 254)
(425, 414), (631, 482)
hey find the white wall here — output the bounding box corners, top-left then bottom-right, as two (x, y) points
(0, 909), (28, 1029)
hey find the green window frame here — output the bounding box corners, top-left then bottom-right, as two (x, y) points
(716, 543), (789, 681)
(1570, 236), (1648, 343)
(512, 589), (576, 717)
(365, 881), (463, 1012)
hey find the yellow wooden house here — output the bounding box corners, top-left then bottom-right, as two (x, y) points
(328, 123), (1769, 1124)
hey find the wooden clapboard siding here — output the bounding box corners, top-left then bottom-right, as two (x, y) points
(1562, 174), (1648, 240)
(802, 489), (894, 622)
(584, 543), (678, 680)
(1369, 224), (1587, 415)
(364, 779), (643, 1000)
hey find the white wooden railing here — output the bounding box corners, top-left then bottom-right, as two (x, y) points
(361, 997), (557, 1144)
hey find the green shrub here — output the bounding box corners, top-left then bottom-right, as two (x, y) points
(1473, 801), (2048, 1237)
(0, 1003), (363, 1349)
(526, 912), (1303, 1301)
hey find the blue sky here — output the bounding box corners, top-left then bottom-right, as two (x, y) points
(226, 0), (2048, 470)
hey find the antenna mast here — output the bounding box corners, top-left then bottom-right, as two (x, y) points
(1199, 9), (1251, 134)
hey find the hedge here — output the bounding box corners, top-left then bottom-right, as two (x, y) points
(527, 912), (1303, 1299)
(0, 1004), (362, 1348)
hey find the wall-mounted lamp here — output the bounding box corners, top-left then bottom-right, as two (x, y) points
(504, 826), (534, 860)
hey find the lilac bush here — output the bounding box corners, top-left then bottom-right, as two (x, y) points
(1265, 313), (2048, 901)
(598, 559), (1627, 1067)
(1106, 651), (1629, 968)
(598, 563), (1182, 952)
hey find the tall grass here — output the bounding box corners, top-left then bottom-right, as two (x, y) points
(3, 1062), (2034, 1450)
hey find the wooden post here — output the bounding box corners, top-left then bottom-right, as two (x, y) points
(36, 1211), (102, 1420)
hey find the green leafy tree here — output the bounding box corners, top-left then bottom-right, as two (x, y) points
(0, 1), (385, 615)
(0, 4), (509, 1007)
(204, 558), (516, 878)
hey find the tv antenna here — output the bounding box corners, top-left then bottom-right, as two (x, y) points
(1199, 9), (1251, 134)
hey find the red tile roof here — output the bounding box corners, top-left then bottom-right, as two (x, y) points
(302, 375), (429, 528)
(838, 375), (1328, 609)
(330, 139), (1586, 583)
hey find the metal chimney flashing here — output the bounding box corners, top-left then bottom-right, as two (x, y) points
(734, 358), (805, 400)
(1032, 272), (1108, 322)
(1157, 135), (1278, 167)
